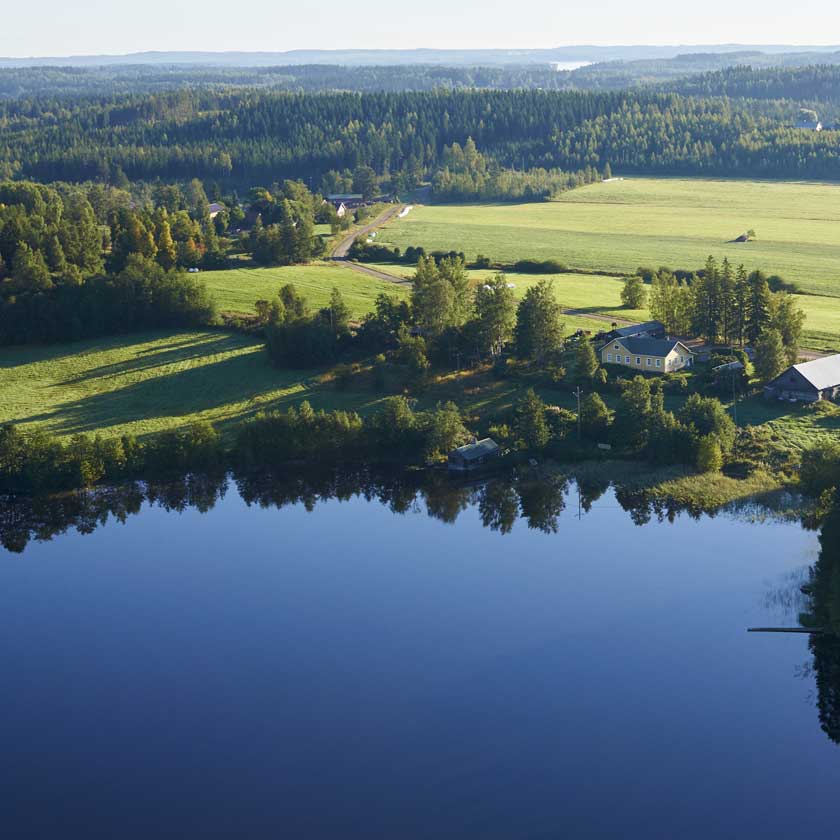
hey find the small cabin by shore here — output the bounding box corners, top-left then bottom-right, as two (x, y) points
(448, 438), (501, 471)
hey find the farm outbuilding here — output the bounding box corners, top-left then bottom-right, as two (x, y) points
(765, 355), (840, 403)
(327, 193), (364, 209)
(605, 321), (666, 341)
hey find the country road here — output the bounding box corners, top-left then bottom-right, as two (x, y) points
(330, 203), (413, 286)
(331, 204), (404, 259)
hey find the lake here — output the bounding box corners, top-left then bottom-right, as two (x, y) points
(1, 469), (839, 839)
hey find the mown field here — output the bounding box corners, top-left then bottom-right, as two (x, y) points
(202, 262), (409, 318)
(378, 178), (840, 296)
(372, 178), (840, 351)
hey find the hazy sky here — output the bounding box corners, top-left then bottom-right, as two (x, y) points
(5, 0), (840, 57)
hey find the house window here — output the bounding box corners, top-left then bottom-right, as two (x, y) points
(656, 359), (661, 368)
(635, 357), (641, 365)
(625, 356), (630, 364)
(646, 358), (652, 366)
(614, 344), (620, 350)
(607, 353), (613, 362)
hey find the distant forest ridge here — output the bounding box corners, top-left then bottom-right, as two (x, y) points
(2, 44), (840, 68)
(5, 53), (840, 99)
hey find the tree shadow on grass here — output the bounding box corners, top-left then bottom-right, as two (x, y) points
(52, 332), (257, 386)
(815, 412), (840, 432)
(18, 350), (385, 438)
(0, 329), (242, 371)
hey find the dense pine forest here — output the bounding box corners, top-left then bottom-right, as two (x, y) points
(2, 84), (840, 186)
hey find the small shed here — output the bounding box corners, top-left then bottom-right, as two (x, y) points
(448, 438), (501, 471)
(606, 321), (666, 341)
(327, 193), (364, 209)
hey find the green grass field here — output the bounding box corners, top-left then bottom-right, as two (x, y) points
(202, 262), (409, 318)
(378, 178), (840, 297)
(0, 331), (394, 441)
(359, 263), (646, 327)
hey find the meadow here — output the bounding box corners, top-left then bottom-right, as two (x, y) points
(0, 331), (389, 441)
(0, 328), (605, 441)
(377, 178), (840, 297)
(202, 262), (409, 318)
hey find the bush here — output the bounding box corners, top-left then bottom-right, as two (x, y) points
(801, 442), (840, 495)
(696, 436), (723, 473)
(511, 259), (566, 274)
(492, 357), (512, 379)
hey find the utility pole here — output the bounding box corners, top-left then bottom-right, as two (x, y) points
(574, 385), (583, 442)
(732, 368), (738, 426)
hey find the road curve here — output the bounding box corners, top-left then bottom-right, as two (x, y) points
(330, 203), (412, 286)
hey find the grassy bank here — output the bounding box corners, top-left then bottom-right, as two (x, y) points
(568, 460), (784, 510)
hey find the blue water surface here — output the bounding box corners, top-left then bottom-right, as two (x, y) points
(0, 481), (834, 839)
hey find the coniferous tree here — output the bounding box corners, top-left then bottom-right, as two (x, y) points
(514, 279), (564, 362)
(754, 328), (787, 382)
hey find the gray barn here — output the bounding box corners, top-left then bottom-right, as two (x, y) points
(765, 355), (840, 403)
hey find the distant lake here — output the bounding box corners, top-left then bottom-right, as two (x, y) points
(552, 61), (592, 71)
(2, 470), (838, 838)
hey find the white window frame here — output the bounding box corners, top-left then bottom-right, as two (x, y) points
(625, 355), (631, 364)
(656, 359), (662, 368)
(635, 357), (641, 366)
(607, 353), (613, 362)
(646, 358), (652, 366)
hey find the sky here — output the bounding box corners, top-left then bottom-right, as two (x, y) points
(4, 0), (840, 57)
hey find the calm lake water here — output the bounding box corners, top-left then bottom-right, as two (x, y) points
(1, 471), (839, 839)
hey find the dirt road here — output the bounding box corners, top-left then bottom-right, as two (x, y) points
(329, 204), (413, 287)
(331, 204), (404, 259)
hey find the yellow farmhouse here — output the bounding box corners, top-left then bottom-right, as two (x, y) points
(600, 337), (694, 374)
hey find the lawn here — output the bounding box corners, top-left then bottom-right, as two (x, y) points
(202, 262), (409, 318)
(733, 394), (840, 452)
(376, 178), (840, 297)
